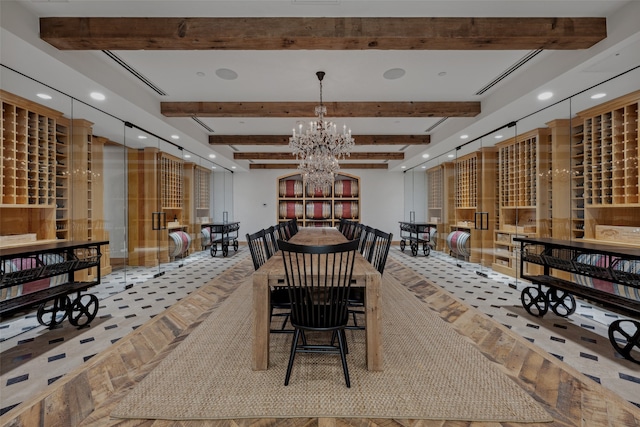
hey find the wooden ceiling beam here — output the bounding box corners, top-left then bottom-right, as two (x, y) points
(249, 163), (388, 170)
(211, 135), (429, 146)
(235, 152), (403, 161)
(163, 102), (480, 118)
(40, 17), (606, 50)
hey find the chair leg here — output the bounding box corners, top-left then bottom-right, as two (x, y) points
(284, 329), (301, 386)
(280, 313), (290, 330)
(342, 329), (349, 355)
(335, 328), (351, 388)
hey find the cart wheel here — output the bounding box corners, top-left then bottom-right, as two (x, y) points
(37, 295), (71, 328)
(210, 245), (217, 257)
(521, 286), (548, 317)
(546, 288), (576, 317)
(400, 240), (406, 251)
(411, 243), (418, 257)
(222, 245), (229, 257)
(423, 243), (430, 256)
(233, 240), (239, 252)
(68, 294), (99, 327)
(608, 319), (640, 364)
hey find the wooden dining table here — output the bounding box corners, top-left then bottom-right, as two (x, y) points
(252, 226), (383, 371)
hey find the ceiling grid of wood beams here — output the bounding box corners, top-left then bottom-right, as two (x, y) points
(39, 16), (607, 169)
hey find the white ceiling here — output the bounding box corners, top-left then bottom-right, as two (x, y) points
(1, 0), (640, 172)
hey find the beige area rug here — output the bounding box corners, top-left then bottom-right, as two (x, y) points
(111, 273), (552, 423)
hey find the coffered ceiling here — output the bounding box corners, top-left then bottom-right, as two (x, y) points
(2, 1), (639, 172)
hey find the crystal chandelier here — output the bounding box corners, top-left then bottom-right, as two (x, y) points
(289, 71), (354, 189)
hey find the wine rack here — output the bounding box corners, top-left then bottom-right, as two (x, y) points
(1, 90), (66, 244)
(572, 90), (640, 247)
(451, 149), (496, 265)
(276, 172), (360, 227)
(160, 153), (184, 209)
(426, 164), (451, 252)
(493, 128), (551, 277)
(0, 91), (111, 275)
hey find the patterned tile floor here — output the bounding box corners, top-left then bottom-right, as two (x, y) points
(1, 246), (639, 417)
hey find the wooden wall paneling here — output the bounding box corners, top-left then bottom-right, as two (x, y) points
(69, 119), (91, 242)
(183, 162), (196, 250)
(192, 165), (211, 250)
(547, 119), (572, 280)
(478, 147), (497, 267)
(548, 119), (572, 240)
(127, 147), (162, 267)
(90, 135), (112, 275)
(426, 164), (446, 252)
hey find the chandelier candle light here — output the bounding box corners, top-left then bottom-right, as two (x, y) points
(289, 71), (355, 190)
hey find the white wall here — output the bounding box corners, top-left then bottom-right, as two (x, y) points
(234, 169), (405, 241)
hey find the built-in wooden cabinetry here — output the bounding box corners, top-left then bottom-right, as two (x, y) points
(0, 90), (111, 275)
(452, 148), (496, 265)
(493, 128), (553, 276)
(184, 163), (211, 250)
(426, 162), (454, 252)
(573, 90), (640, 248)
(277, 172), (360, 227)
(128, 148), (183, 266)
(1, 90), (62, 244)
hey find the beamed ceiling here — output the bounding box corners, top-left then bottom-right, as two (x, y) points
(5, 1), (637, 172)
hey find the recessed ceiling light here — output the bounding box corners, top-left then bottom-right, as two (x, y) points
(138, 135), (147, 139)
(591, 93), (607, 99)
(171, 135), (180, 139)
(422, 154), (429, 158)
(383, 68), (406, 80)
(537, 91), (553, 101)
(401, 166), (406, 169)
(215, 68), (238, 80)
(184, 154), (191, 158)
(494, 135), (503, 139)
(231, 166), (236, 169)
(460, 134), (469, 140)
(209, 154), (216, 159)
(37, 93), (52, 100)
(90, 92), (106, 101)
(212, 166), (217, 169)
(421, 166), (426, 169)
(448, 154), (455, 158)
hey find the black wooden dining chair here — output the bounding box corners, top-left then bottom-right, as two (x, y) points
(357, 225), (375, 258)
(277, 239), (359, 387)
(247, 229), (291, 333)
(276, 222), (291, 241)
(289, 218), (299, 235)
(347, 228), (393, 330)
(246, 229), (269, 270)
(264, 225), (279, 258)
(368, 229), (393, 275)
